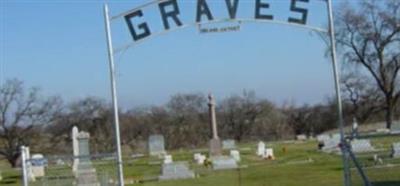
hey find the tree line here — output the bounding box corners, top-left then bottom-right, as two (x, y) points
(1, 79), (399, 167)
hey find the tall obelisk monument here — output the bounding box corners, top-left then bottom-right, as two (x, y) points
(208, 93), (222, 157)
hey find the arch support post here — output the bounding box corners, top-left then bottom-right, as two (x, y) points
(326, 0), (351, 185)
(104, 4), (125, 186)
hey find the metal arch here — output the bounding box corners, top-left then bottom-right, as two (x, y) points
(113, 18), (328, 54)
(111, 0), (330, 21)
(111, 0), (169, 21)
(107, 1), (356, 186)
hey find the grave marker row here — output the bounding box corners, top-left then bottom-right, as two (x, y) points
(256, 141), (275, 159)
(351, 139), (375, 153)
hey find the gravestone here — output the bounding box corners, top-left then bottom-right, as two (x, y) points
(352, 118), (359, 138)
(230, 150), (240, 162)
(75, 131), (99, 186)
(193, 153), (206, 165)
(296, 134), (307, 141)
(193, 153), (202, 161)
(163, 155), (173, 164)
(317, 134), (330, 149)
(391, 121), (400, 133)
(331, 133), (341, 139)
(208, 94), (222, 157)
(72, 126), (80, 172)
(0, 170), (2, 181)
(159, 162), (195, 180)
(148, 135), (166, 156)
(31, 154), (45, 178)
(392, 142), (400, 158)
(257, 141), (265, 156)
(351, 139), (375, 153)
(322, 135), (341, 153)
(262, 148), (275, 160)
(317, 134), (330, 143)
(376, 128), (390, 133)
(56, 159), (65, 166)
(222, 139), (236, 150)
(212, 156), (238, 170)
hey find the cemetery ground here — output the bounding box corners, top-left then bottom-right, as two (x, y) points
(1, 135), (400, 186)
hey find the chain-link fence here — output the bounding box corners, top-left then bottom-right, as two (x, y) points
(15, 134), (399, 186)
(21, 150), (118, 186)
(348, 132), (400, 186)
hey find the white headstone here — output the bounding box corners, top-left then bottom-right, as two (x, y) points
(164, 155), (173, 164)
(392, 142), (400, 158)
(193, 153), (202, 161)
(31, 154), (45, 178)
(148, 135), (166, 156)
(322, 135), (341, 153)
(317, 134), (330, 143)
(72, 126), (79, 172)
(352, 118), (358, 131)
(257, 141), (265, 156)
(296, 134), (307, 141)
(230, 150), (240, 162)
(198, 155), (206, 165)
(193, 153), (206, 165)
(351, 139), (375, 153)
(262, 148), (274, 159)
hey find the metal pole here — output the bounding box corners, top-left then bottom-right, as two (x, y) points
(21, 146), (28, 186)
(326, 0), (351, 186)
(103, 4), (125, 186)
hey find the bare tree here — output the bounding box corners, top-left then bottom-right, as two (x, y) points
(47, 97), (114, 154)
(341, 72), (383, 123)
(0, 79), (61, 167)
(335, 0), (400, 128)
(165, 93), (208, 148)
(218, 91), (259, 142)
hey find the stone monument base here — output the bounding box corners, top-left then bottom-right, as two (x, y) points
(159, 162), (195, 180)
(212, 156), (238, 170)
(209, 139), (222, 157)
(76, 163), (99, 186)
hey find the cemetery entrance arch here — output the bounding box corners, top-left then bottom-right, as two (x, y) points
(103, 1), (356, 185)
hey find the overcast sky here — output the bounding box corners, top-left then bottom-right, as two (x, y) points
(1, 0), (350, 108)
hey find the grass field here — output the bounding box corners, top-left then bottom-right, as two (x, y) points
(1, 136), (399, 186)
